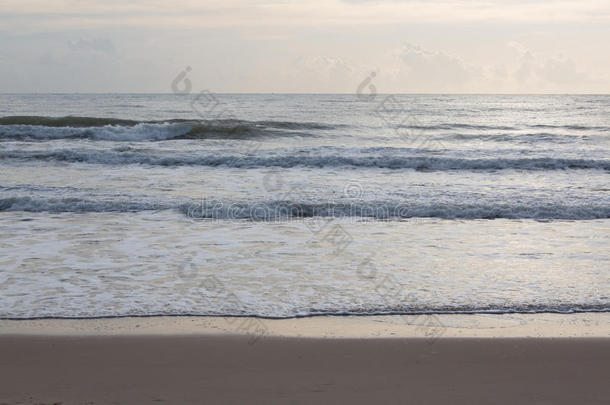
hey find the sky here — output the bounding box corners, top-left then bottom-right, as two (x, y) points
(1, 0), (610, 93)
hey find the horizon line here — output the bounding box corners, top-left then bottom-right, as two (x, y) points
(2, 92), (610, 96)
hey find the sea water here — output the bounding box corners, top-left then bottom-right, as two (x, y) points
(0, 94), (608, 318)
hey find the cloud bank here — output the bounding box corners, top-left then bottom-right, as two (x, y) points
(0, 0), (608, 93)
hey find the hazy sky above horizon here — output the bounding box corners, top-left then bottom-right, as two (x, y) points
(1, 0), (610, 93)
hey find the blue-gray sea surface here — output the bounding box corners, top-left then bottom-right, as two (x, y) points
(0, 94), (608, 318)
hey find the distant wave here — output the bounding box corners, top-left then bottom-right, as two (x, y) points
(0, 116), (336, 141)
(3, 116), (608, 143)
(1, 196), (608, 220)
(2, 149), (609, 170)
(399, 123), (610, 132)
(403, 123), (518, 131)
(528, 123), (610, 131)
(0, 116), (142, 127)
(445, 132), (596, 143)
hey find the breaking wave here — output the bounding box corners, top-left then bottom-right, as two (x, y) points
(2, 116), (607, 143)
(1, 196), (608, 220)
(2, 149), (609, 170)
(0, 116), (336, 141)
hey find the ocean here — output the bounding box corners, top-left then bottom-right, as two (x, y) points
(0, 93), (608, 319)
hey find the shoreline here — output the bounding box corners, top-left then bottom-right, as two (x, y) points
(2, 314), (607, 403)
(1, 312), (608, 338)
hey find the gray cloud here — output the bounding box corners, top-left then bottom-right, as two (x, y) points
(397, 43), (475, 90)
(508, 41), (593, 90)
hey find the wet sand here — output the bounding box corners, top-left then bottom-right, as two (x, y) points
(1, 334), (609, 405)
(1, 314), (609, 404)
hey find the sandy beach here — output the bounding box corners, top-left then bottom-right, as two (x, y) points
(1, 314), (608, 404)
(3, 1), (610, 403)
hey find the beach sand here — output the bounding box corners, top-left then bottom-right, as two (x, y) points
(1, 314), (608, 404)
